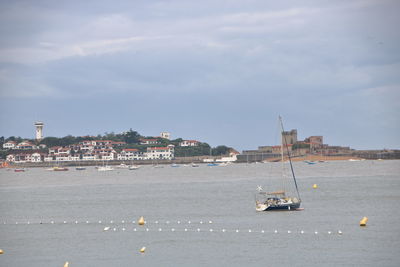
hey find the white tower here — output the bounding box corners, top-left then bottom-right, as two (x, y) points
(34, 121), (44, 141)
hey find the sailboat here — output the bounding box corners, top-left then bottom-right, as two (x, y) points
(255, 116), (301, 211)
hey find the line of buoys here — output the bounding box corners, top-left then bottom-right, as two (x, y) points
(360, 217), (368, 226)
(102, 227), (343, 235)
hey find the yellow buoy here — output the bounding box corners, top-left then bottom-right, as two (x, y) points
(313, 184), (318, 189)
(0, 249), (4, 254)
(138, 216), (145, 226)
(139, 247), (146, 253)
(64, 261), (69, 267)
(360, 217), (368, 226)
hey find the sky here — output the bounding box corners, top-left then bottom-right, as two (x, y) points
(0, 0), (399, 152)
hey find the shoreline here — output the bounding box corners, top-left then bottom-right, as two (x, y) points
(1, 156), (395, 168)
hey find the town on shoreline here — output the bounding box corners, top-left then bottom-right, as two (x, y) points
(1, 122), (399, 168)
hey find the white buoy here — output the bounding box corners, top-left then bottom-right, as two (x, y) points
(209, 220), (213, 224)
(184, 228), (188, 232)
(197, 228), (201, 232)
(171, 228), (175, 232)
(99, 221), (102, 224)
(103, 226), (110, 231)
(158, 228), (162, 231)
(222, 229), (226, 232)
(177, 221), (181, 224)
(328, 231), (332, 234)
(122, 220), (125, 223)
(338, 230), (343, 235)
(122, 228), (126, 231)
(200, 221), (203, 224)
(51, 221), (54, 224)
(236, 229), (239, 233)
(86, 221), (89, 224)
(110, 220), (113, 224)
(188, 221), (191, 224)
(146, 228), (149, 232)
(155, 221), (158, 224)
(75, 221), (78, 224)
(288, 230), (291, 234)
(315, 231), (318, 234)
(300, 230), (304, 234)
(134, 228), (137, 231)
(113, 228), (116, 231)
(274, 230), (278, 233)
(248, 229), (252, 233)
(261, 230), (265, 233)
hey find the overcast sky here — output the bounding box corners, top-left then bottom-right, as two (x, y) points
(0, 0), (399, 151)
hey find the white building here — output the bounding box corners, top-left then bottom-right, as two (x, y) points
(179, 140), (199, 147)
(118, 148), (144, 161)
(3, 141), (16, 149)
(15, 141), (37, 150)
(145, 145), (174, 160)
(6, 152), (43, 163)
(160, 132), (170, 140)
(140, 138), (160, 145)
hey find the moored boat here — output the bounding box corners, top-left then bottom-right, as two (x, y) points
(128, 165), (140, 170)
(255, 116), (302, 212)
(53, 167), (69, 171)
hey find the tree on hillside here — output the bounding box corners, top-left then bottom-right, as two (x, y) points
(212, 145), (231, 156)
(40, 137), (62, 147)
(123, 129), (141, 144)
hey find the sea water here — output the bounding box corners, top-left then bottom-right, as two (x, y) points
(0, 160), (399, 267)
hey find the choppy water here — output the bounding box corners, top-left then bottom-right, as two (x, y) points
(0, 160), (399, 267)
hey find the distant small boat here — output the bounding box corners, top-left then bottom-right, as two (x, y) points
(171, 163), (180, 167)
(75, 167), (86, 171)
(207, 163), (219, 166)
(14, 168), (25, 172)
(129, 165), (140, 170)
(53, 167), (69, 171)
(304, 160), (316, 165)
(98, 166), (113, 172)
(191, 163), (199, 167)
(116, 163), (129, 169)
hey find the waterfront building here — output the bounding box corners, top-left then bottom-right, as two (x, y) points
(118, 148), (144, 161)
(145, 145), (174, 160)
(7, 152), (44, 163)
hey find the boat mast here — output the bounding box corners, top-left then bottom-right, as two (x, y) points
(279, 116), (301, 200)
